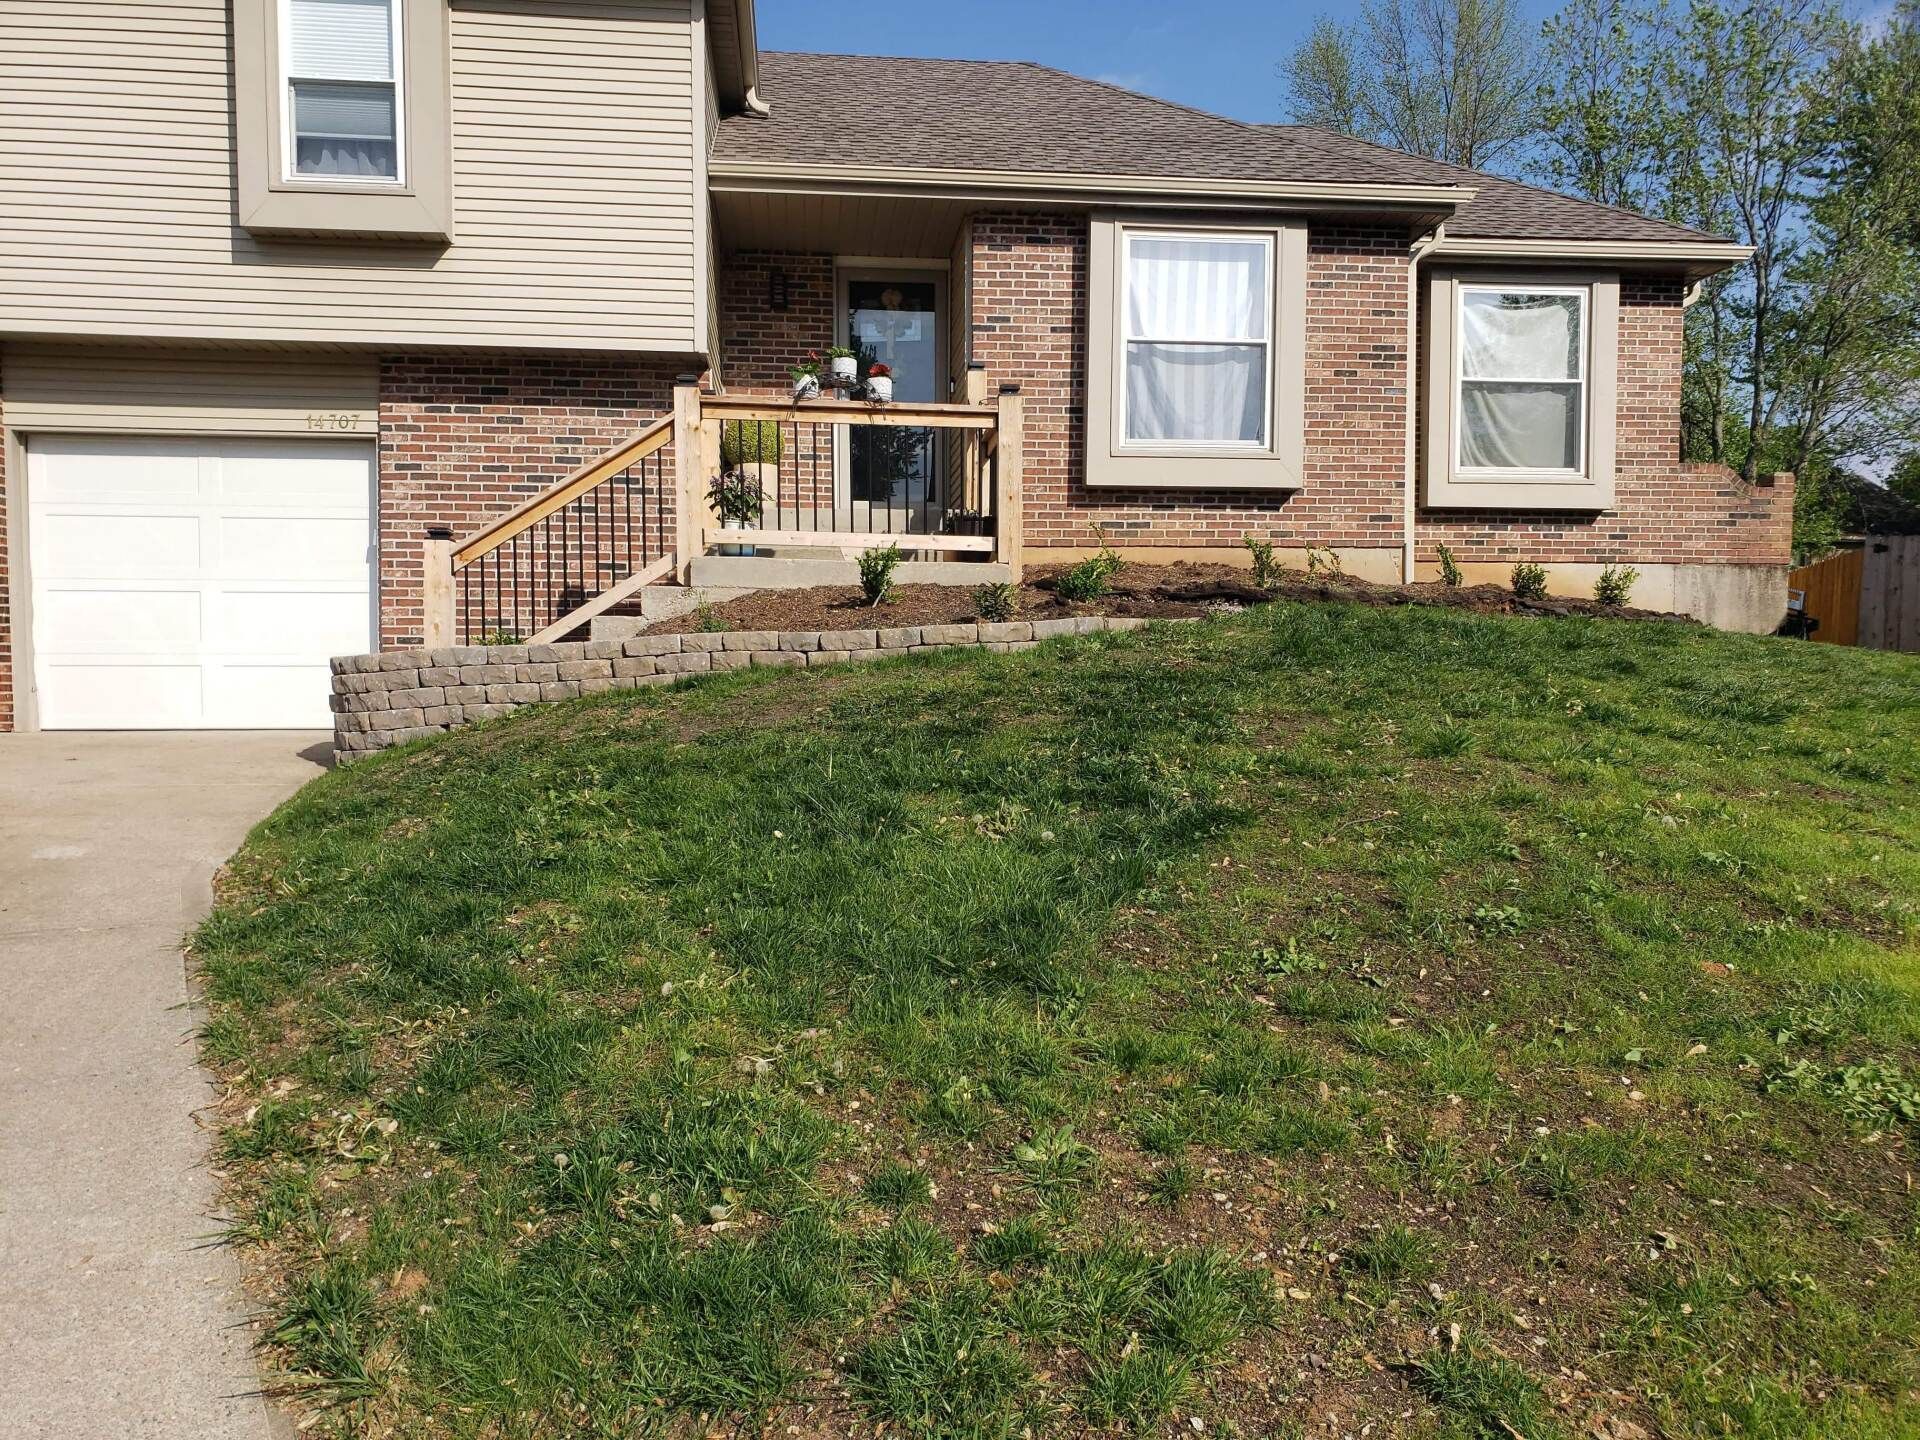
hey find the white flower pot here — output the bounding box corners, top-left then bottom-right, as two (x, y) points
(866, 374), (894, 403)
(792, 374), (821, 401)
(829, 355), (858, 385)
(719, 515), (756, 557)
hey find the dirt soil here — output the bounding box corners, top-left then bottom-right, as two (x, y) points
(648, 561), (1688, 634)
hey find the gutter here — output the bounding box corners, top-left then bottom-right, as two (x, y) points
(1430, 235), (1752, 281)
(733, 0), (769, 115)
(1403, 222), (1447, 583)
(709, 160), (1473, 217)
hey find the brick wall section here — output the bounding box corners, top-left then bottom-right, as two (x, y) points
(0, 359), (11, 732)
(1417, 276), (1794, 565)
(966, 213), (1410, 553)
(377, 353), (689, 648)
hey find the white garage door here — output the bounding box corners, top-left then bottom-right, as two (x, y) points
(27, 435), (374, 729)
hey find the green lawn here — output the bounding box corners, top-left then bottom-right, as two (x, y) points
(196, 601), (1920, 1439)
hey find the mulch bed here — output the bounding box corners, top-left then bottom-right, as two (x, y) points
(646, 560), (1687, 634)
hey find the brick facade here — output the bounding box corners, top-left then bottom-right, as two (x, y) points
(376, 353), (689, 648)
(960, 210), (1791, 569)
(1416, 276), (1793, 566)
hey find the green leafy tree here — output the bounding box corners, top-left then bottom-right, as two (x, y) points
(1282, 0), (1542, 167)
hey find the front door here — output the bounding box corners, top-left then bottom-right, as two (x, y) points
(836, 269), (945, 533)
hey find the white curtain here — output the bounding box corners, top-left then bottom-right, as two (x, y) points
(1460, 384), (1580, 469)
(1459, 291), (1582, 469)
(289, 0), (397, 178)
(1124, 236), (1269, 444)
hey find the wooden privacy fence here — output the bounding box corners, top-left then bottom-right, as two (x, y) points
(1789, 536), (1920, 652)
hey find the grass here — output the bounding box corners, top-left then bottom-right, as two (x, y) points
(194, 598), (1920, 1438)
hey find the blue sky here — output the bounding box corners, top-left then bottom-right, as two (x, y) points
(755, 0), (1565, 125)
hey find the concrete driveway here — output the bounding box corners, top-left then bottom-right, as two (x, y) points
(0, 731), (328, 1440)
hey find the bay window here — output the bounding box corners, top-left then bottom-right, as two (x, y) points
(1424, 270), (1619, 510)
(1088, 215), (1308, 489)
(283, 0), (404, 183)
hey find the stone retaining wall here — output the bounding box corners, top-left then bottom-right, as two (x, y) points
(330, 616), (1149, 761)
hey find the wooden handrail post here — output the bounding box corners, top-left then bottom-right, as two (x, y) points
(994, 391), (1024, 583)
(961, 365), (990, 512)
(672, 384), (704, 584)
(422, 531), (456, 647)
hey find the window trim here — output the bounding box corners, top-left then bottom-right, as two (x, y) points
(1119, 228), (1276, 452)
(278, 0), (408, 189)
(1422, 267), (1619, 511)
(1451, 281), (1589, 480)
(234, 0), (452, 242)
(1086, 213), (1307, 490)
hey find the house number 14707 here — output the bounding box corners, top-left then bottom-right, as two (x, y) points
(307, 413), (363, 431)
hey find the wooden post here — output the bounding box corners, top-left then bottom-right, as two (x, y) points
(994, 391), (1024, 583)
(422, 532), (456, 647)
(961, 365), (990, 513)
(672, 384), (703, 584)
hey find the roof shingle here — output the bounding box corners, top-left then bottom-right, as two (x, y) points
(714, 52), (1729, 249)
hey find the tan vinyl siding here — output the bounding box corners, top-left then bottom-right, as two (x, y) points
(0, 344), (378, 436)
(0, 0), (699, 352)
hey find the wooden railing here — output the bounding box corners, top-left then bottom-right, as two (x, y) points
(427, 416), (676, 646)
(681, 386), (1024, 580)
(419, 384), (1025, 647)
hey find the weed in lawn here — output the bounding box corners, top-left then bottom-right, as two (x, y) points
(1411, 1339), (1559, 1439)
(852, 1286), (1034, 1440)
(1147, 1158), (1200, 1208)
(1343, 1222), (1438, 1287)
(865, 1159), (936, 1210)
(1011, 1124), (1097, 1193)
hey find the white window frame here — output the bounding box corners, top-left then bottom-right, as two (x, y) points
(1451, 281), (1590, 480)
(277, 0), (408, 188)
(1119, 228), (1276, 453)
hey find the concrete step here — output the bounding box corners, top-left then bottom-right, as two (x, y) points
(589, 584), (754, 639)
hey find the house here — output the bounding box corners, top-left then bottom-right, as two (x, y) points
(0, 1), (1792, 733)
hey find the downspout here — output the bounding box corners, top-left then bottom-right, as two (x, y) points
(1403, 222), (1446, 583)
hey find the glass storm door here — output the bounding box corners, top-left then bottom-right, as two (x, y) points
(838, 272), (943, 532)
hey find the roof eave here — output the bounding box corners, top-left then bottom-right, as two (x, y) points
(708, 159), (1473, 222)
(1431, 235), (1752, 280)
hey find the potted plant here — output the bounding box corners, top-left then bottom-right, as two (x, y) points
(790, 352), (822, 401)
(707, 470), (765, 556)
(824, 345), (858, 386)
(865, 362), (894, 403)
(943, 507), (989, 537)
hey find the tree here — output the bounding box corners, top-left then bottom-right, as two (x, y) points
(1534, 0), (1678, 210)
(1281, 0), (1542, 168)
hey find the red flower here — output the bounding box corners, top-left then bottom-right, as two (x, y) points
(868, 362), (892, 378)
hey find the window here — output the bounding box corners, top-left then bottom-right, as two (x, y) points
(1122, 232), (1273, 447)
(1086, 216), (1307, 490)
(1454, 286), (1587, 473)
(1423, 269), (1619, 511)
(282, 0), (404, 183)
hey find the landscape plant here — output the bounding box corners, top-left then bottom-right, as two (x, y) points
(706, 470), (765, 526)
(972, 581), (1020, 622)
(719, 420), (784, 469)
(1055, 527), (1123, 601)
(1510, 560), (1548, 599)
(858, 543), (902, 606)
(1243, 534), (1282, 589)
(1435, 542), (1464, 587)
(1594, 563), (1640, 606)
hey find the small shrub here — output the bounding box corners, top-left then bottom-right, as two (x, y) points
(1435, 543), (1463, 588)
(477, 628), (522, 647)
(694, 604), (729, 634)
(1243, 534), (1281, 589)
(1055, 528), (1122, 603)
(718, 419), (784, 468)
(1305, 546), (1344, 577)
(1510, 561), (1548, 600)
(973, 581), (1020, 622)
(1594, 564), (1640, 607)
(858, 544), (903, 607)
